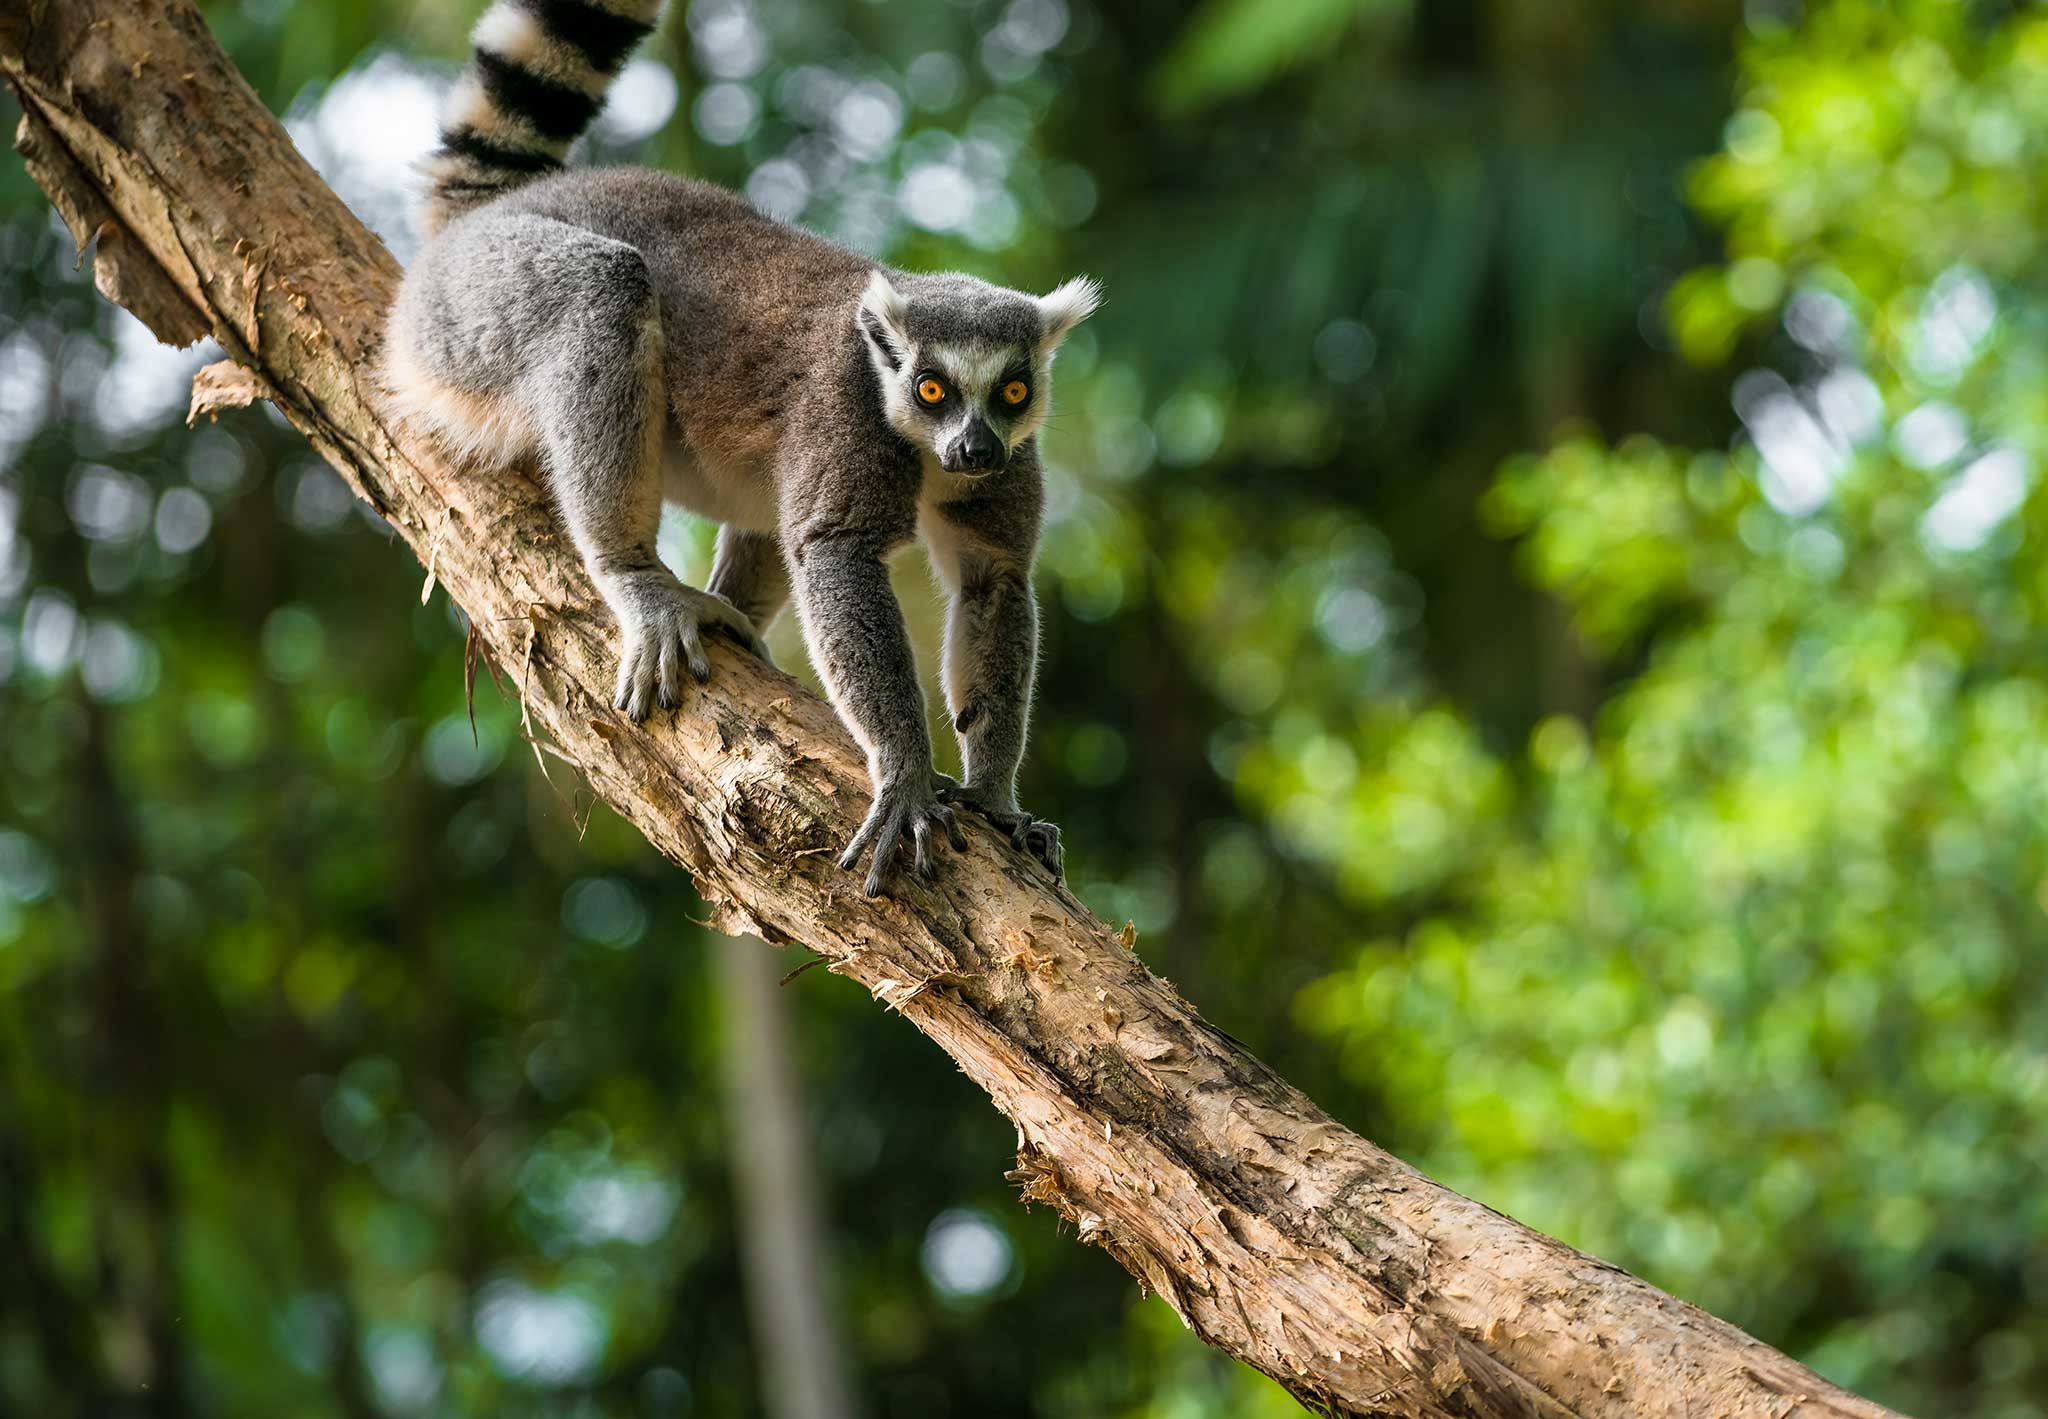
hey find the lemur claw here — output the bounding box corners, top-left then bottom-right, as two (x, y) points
(611, 576), (771, 721)
(840, 778), (965, 897)
(931, 778), (1065, 880)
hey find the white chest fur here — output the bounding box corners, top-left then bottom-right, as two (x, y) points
(914, 455), (997, 591)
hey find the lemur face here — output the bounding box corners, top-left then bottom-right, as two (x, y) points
(858, 270), (1101, 477)
(904, 343), (1039, 475)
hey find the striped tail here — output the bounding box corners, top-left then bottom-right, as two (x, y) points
(421, 0), (665, 234)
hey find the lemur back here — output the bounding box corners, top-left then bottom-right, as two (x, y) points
(384, 0), (1098, 895)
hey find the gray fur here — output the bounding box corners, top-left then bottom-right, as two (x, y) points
(383, 5), (1099, 893)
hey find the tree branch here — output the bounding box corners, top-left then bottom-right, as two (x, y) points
(2, 3), (1905, 1414)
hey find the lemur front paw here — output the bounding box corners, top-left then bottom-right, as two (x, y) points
(610, 573), (770, 721)
(840, 775), (968, 898)
(932, 777), (1065, 880)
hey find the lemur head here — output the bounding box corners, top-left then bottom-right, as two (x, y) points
(857, 270), (1101, 475)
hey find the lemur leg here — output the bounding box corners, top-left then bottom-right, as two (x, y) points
(782, 492), (965, 896)
(707, 526), (791, 654)
(923, 480), (1062, 878)
(384, 212), (762, 720)
(525, 248), (769, 717)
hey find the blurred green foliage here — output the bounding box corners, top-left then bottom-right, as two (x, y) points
(2, 0), (2043, 1415)
(1286, 3), (2048, 1410)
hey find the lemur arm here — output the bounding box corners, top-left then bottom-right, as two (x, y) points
(924, 457), (1062, 877)
(780, 454), (966, 896)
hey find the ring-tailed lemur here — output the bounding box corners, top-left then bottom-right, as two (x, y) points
(382, 0), (1096, 895)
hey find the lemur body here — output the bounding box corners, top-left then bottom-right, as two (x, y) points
(384, 0), (1094, 893)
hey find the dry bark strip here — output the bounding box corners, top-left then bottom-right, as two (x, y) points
(2, 3), (1907, 1415)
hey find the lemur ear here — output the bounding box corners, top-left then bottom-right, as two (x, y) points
(858, 271), (912, 369)
(1037, 275), (1102, 351)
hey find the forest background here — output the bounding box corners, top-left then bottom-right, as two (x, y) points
(2, 0), (2045, 1414)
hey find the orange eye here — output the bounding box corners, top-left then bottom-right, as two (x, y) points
(917, 377), (947, 405)
(1001, 380), (1029, 406)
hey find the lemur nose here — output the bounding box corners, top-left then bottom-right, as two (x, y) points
(958, 420), (1003, 469)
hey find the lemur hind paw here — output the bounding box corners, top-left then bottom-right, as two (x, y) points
(932, 779), (1065, 880)
(841, 775), (968, 897)
(611, 575), (769, 722)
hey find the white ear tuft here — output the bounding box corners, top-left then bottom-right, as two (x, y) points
(1037, 275), (1102, 349)
(859, 270), (912, 363)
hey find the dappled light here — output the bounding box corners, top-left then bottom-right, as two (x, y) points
(3, 0), (2046, 1414)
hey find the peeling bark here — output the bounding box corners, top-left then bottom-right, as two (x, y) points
(1, 3), (1909, 1415)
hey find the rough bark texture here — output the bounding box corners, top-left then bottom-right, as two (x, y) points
(2, 3), (1908, 1415)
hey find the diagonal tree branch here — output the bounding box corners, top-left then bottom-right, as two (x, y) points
(2, 3), (1906, 1414)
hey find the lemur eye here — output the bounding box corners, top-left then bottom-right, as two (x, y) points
(1001, 380), (1030, 406)
(916, 377), (947, 405)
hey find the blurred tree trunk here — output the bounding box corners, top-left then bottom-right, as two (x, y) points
(76, 698), (187, 1417)
(0, 4), (1907, 1415)
(716, 939), (858, 1419)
